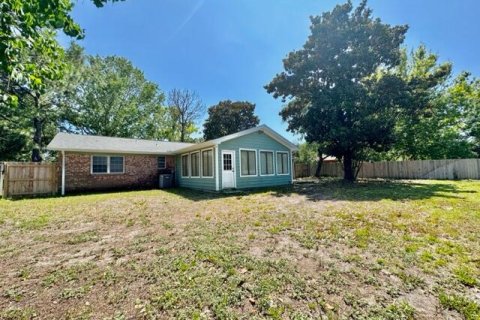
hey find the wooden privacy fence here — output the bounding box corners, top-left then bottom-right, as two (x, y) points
(295, 158), (480, 180)
(0, 162), (58, 198)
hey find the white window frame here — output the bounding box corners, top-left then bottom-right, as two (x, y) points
(259, 150), (275, 176)
(190, 151), (201, 178)
(239, 148), (258, 177)
(90, 155), (125, 174)
(181, 154), (190, 178)
(201, 148), (214, 178)
(158, 156), (166, 169)
(276, 151), (290, 175)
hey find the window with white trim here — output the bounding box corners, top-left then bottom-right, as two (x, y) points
(109, 156), (124, 173)
(240, 150), (257, 176)
(191, 152), (200, 177)
(260, 151), (274, 175)
(276, 152), (289, 175)
(158, 156), (166, 169)
(91, 156), (124, 174)
(202, 149), (214, 177)
(181, 154), (189, 177)
(92, 156), (108, 173)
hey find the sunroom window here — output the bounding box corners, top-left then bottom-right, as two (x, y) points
(181, 154), (189, 177)
(202, 149), (213, 177)
(191, 152), (200, 177)
(240, 150), (257, 176)
(277, 152), (289, 175)
(260, 151), (274, 175)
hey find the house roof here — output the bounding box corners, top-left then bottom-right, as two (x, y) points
(47, 132), (194, 155)
(175, 124), (298, 153)
(47, 125), (298, 155)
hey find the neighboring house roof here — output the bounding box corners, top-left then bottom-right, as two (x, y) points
(47, 132), (194, 155)
(47, 125), (298, 155)
(175, 124), (298, 153)
(323, 156), (337, 162)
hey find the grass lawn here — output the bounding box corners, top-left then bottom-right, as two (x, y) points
(1, 178), (479, 319)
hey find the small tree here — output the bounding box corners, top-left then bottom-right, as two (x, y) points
(203, 100), (259, 140)
(167, 89), (205, 142)
(265, 1), (411, 181)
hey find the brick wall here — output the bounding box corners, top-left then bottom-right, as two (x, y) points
(57, 152), (175, 193)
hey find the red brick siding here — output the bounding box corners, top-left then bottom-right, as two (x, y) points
(57, 152), (175, 192)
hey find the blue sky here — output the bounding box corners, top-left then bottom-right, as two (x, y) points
(65, 0), (480, 142)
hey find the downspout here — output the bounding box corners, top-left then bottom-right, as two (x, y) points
(61, 151), (65, 196)
(290, 150), (294, 184)
(215, 145), (219, 191)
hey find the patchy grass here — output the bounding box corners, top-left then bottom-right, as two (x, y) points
(0, 178), (479, 319)
(439, 292), (480, 320)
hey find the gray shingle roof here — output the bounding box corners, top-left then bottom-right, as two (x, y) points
(47, 132), (194, 155)
(47, 125), (297, 155)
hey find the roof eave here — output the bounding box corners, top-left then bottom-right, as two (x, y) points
(46, 147), (178, 156)
(173, 142), (217, 154)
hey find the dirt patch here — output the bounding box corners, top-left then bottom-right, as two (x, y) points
(1, 180), (479, 319)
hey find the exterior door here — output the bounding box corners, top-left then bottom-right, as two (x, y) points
(222, 150), (235, 189)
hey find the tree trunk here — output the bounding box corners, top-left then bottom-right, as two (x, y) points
(32, 116), (43, 162)
(343, 153), (355, 182)
(180, 124), (185, 142)
(31, 94), (43, 162)
(314, 149), (323, 177)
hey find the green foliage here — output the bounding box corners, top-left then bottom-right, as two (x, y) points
(455, 73), (480, 156)
(296, 142), (319, 163)
(0, 0), (121, 107)
(0, 124), (29, 161)
(265, 1), (411, 181)
(61, 44), (168, 139)
(369, 301), (415, 320)
(392, 46), (476, 159)
(439, 293), (480, 320)
(203, 100), (260, 140)
(453, 266), (478, 287)
(0, 1), (124, 160)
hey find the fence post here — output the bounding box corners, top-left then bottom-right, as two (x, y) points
(61, 151), (65, 196)
(3, 163), (9, 197)
(0, 163), (3, 197)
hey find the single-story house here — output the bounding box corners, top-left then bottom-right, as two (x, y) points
(47, 125), (298, 194)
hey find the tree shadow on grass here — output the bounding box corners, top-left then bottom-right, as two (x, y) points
(163, 178), (476, 202)
(5, 178), (475, 203)
(275, 178), (476, 202)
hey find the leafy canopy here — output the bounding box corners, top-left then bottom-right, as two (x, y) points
(203, 100), (260, 140)
(266, 0), (411, 181)
(392, 46), (476, 160)
(61, 44), (167, 139)
(0, 0), (122, 106)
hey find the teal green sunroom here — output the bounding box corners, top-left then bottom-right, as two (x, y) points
(174, 125), (298, 191)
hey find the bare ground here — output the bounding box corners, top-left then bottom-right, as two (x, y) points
(0, 178), (479, 319)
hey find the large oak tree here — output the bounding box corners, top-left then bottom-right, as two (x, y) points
(265, 1), (414, 181)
